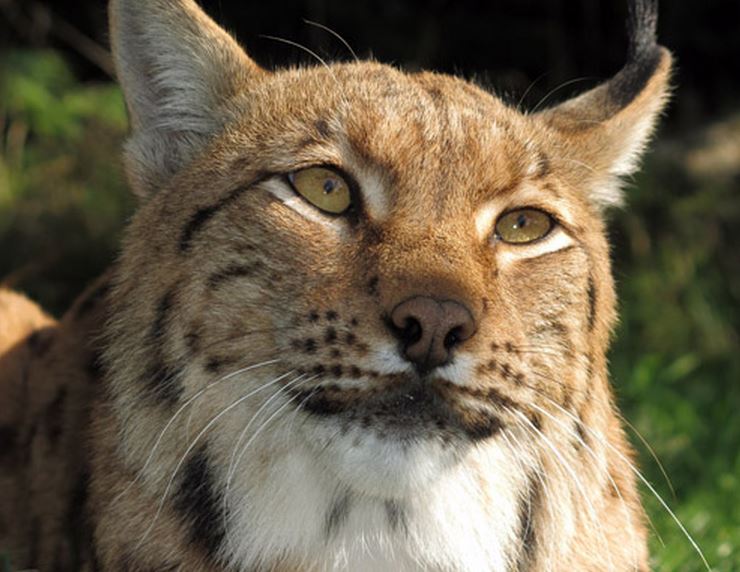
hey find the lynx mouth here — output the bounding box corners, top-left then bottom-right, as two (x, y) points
(290, 377), (504, 442)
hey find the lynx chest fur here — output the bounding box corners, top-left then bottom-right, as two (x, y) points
(0, 0), (672, 570)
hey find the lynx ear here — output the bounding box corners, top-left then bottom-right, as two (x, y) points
(537, 0), (672, 209)
(109, 0), (265, 197)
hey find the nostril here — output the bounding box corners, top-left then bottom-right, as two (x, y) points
(400, 317), (423, 344)
(444, 326), (462, 350)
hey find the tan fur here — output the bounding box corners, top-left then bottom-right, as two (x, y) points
(0, 1), (672, 570)
(0, 281), (107, 570)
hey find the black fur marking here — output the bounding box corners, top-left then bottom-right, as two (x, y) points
(207, 262), (259, 289)
(516, 472), (541, 571)
(185, 330), (201, 355)
(312, 364), (326, 377)
(205, 357), (224, 373)
(75, 281), (110, 318)
(575, 416), (589, 449)
(293, 388), (348, 416)
(367, 276), (379, 297)
(86, 349), (104, 380)
(174, 447), (226, 563)
(152, 291), (174, 342)
(485, 386), (515, 409)
(206, 355), (239, 373)
(179, 186), (249, 253)
(315, 119), (331, 139)
(384, 499), (408, 534)
(586, 275), (597, 331)
(462, 413), (503, 442)
(325, 491), (353, 538)
(27, 329), (53, 358)
(66, 469), (97, 572)
(530, 413), (543, 433)
(325, 310), (338, 321)
(45, 387), (67, 447)
(324, 327), (338, 344)
(144, 361), (184, 404)
(145, 291), (184, 404)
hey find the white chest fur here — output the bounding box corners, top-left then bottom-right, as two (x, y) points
(221, 434), (529, 572)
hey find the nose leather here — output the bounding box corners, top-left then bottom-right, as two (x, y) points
(390, 296), (476, 373)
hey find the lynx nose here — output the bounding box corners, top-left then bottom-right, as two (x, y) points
(390, 296), (476, 373)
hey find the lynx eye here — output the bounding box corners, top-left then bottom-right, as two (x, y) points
(495, 208), (553, 244)
(287, 167), (352, 215)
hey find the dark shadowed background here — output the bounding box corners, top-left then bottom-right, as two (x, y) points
(1, 1), (738, 570)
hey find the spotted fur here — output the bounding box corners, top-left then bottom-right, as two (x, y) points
(0, 0), (671, 570)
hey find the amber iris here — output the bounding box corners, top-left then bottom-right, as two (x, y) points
(495, 208), (553, 244)
(288, 167), (352, 214)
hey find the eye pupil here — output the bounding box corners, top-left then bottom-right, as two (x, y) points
(323, 178), (336, 194)
(516, 214), (527, 228)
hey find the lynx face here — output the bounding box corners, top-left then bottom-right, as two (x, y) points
(91, 0), (672, 569)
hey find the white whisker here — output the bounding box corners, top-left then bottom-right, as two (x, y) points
(530, 76), (595, 114)
(259, 34), (352, 115)
(510, 408), (616, 571)
(529, 402), (642, 571)
(112, 358), (280, 507)
(222, 374), (316, 538)
(133, 368), (295, 551)
(303, 19), (359, 61)
(223, 376), (316, 553)
(530, 389), (708, 570)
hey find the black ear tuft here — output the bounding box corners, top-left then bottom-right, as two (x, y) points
(536, 0), (672, 210)
(627, 0), (659, 61)
(607, 0), (663, 109)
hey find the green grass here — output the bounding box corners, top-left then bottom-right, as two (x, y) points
(611, 148), (740, 570)
(1, 50), (738, 571)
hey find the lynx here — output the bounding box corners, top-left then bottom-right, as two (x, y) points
(0, 0), (674, 570)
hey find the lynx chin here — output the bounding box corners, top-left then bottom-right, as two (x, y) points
(0, 0), (675, 570)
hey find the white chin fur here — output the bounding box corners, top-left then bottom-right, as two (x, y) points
(307, 423), (461, 499)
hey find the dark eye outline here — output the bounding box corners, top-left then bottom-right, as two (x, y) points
(493, 207), (556, 245)
(284, 165), (361, 218)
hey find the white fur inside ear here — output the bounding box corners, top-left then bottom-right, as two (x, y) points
(585, 174), (625, 210)
(575, 107), (660, 211)
(109, 0), (259, 196)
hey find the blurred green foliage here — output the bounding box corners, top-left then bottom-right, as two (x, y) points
(0, 50), (133, 312)
(612, 140), (740, 570)
(1, 50), (738, 571)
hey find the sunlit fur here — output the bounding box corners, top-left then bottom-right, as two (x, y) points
(0, 0), (674, 570)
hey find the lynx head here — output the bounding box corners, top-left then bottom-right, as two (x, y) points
(103, 0), (670, 564)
